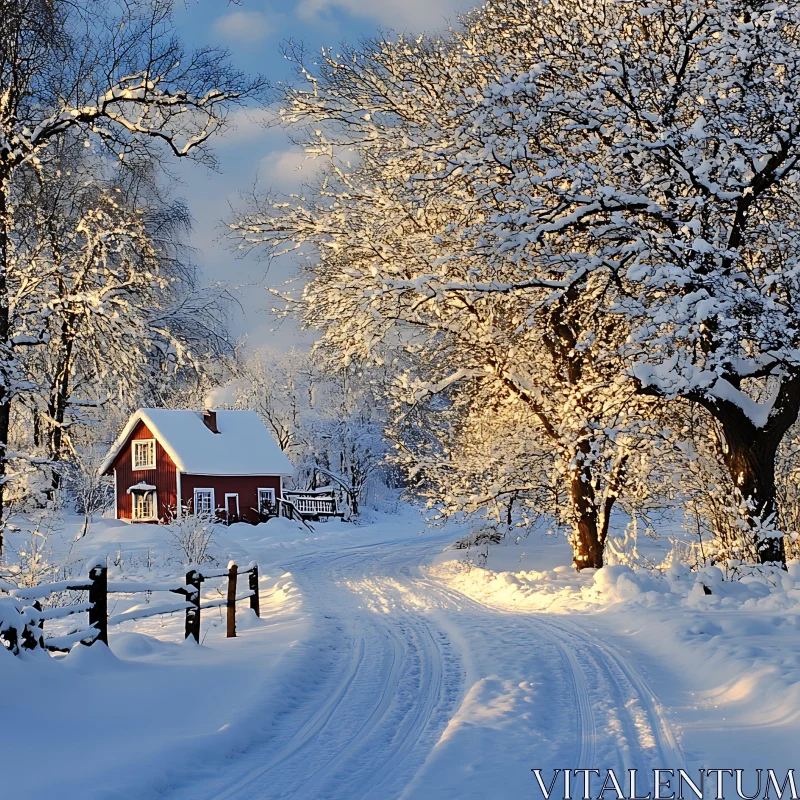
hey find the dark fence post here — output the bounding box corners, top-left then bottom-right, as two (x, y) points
(249, 565), (260, 618)
(3, 624), (18, 655)
(88, 563), (108, 645)
(21, 605), (38, 651)
(32, 601), (44, 649)
(226, 563), (237, 638)
(185, 569), (201, 642)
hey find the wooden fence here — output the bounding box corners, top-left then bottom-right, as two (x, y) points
(0, 560), (261, 654)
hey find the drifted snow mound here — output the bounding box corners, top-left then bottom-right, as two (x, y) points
(430, 559), (800, 613)
(592, 565), (662, 600)
(112, 632), (181, 659)
(593, 562), (791, 609)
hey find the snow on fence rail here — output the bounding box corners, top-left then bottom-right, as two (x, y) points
(0, 560), (261, 655)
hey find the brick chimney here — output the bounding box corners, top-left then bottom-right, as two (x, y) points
(202, 409), (219, 434)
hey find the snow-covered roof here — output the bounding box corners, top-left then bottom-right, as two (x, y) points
(100, 409), (294, 477)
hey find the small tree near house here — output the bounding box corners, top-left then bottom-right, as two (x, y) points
(168, 510), (218, 566)
(61, 449), (114, 539)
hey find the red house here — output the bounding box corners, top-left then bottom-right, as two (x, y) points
(99, 409), (294, 523)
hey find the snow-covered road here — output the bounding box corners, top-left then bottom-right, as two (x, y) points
(169, 529), (686, 800)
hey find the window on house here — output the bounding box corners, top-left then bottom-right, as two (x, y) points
(194, 489), (214, 516)
(132, 491), (156, 520)
(258, 488), (276, 516)
(132, 439), (156, 470)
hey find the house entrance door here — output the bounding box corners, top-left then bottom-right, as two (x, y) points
(225, 493), (239, 524)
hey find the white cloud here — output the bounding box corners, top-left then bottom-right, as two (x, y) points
(258, 149), (328, 189)
(217, 107), (278, 148)
(211, 10), (274, 45)
(296, 0), (468, 31)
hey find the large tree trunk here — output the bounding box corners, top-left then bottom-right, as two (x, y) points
(717, 416), (786, 565)
(568, 444), (628, 570)
(638, 376), (800, 568)
(0, 178), (11, 555)
(568, 441), (604, 570)
(688, 381), (800, 568)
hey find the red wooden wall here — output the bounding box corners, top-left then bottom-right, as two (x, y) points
(181, 474), (282, 523)
(110, 420), (177, 521)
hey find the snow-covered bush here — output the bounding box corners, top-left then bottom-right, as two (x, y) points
(776, 428), (800, 562)
(0, 596), (43, 654)
(0, 509), (64, 588)
(167, 511), (218, 565)
(451, 524), (507, 551)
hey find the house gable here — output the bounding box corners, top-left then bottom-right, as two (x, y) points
(109, 420), (178, 521)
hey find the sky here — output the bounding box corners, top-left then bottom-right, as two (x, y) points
(172, 0), (473, 351)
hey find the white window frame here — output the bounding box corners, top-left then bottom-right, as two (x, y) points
(193, 488), (215, 516)
(132, 439), (156, 471)
(258, 488), (276, 515)
(132, 489), (157, 521)
(224, 493), (240, 520)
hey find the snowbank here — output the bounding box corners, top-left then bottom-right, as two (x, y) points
(0, 513), (325, 799)
(0, 569), (308, 798)
(428, 529), (800, 787)
(430, 557), (800, 613)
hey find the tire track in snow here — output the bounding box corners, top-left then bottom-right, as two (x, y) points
(557, 632), (598, 769)
(207, 633), (371, 800)
(167, 534), (683, 799)
(412, 574), (600, 772)
(421, 573), (685, 774)
(195, 543), (463, 800)
(543, 618), (685, 771)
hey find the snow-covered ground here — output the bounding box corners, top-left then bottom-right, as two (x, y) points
(3, 508), (800, 798)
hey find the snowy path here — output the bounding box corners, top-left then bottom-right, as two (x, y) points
(168, 531), (685, 800)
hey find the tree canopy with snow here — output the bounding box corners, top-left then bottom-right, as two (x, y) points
(442, 0), (800, 566)
(0, 0), (264, 540)
(232, 0), (800, 568)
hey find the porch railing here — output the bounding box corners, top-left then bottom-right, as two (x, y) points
(290, 496), (337, 515)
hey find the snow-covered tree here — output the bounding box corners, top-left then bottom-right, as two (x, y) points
(230, 26), (663, 567)
(296, 371), (388, 517)
(213, 346), (389, 517)
(13, 152), (232, 485)
(225, 346), (310, 455)
(0, 0), (263, 544)
(238, 0), (800, 567)
(439, 0), (800, 566)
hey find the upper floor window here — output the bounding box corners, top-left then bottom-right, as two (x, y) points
(132, 439), (156, 470)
